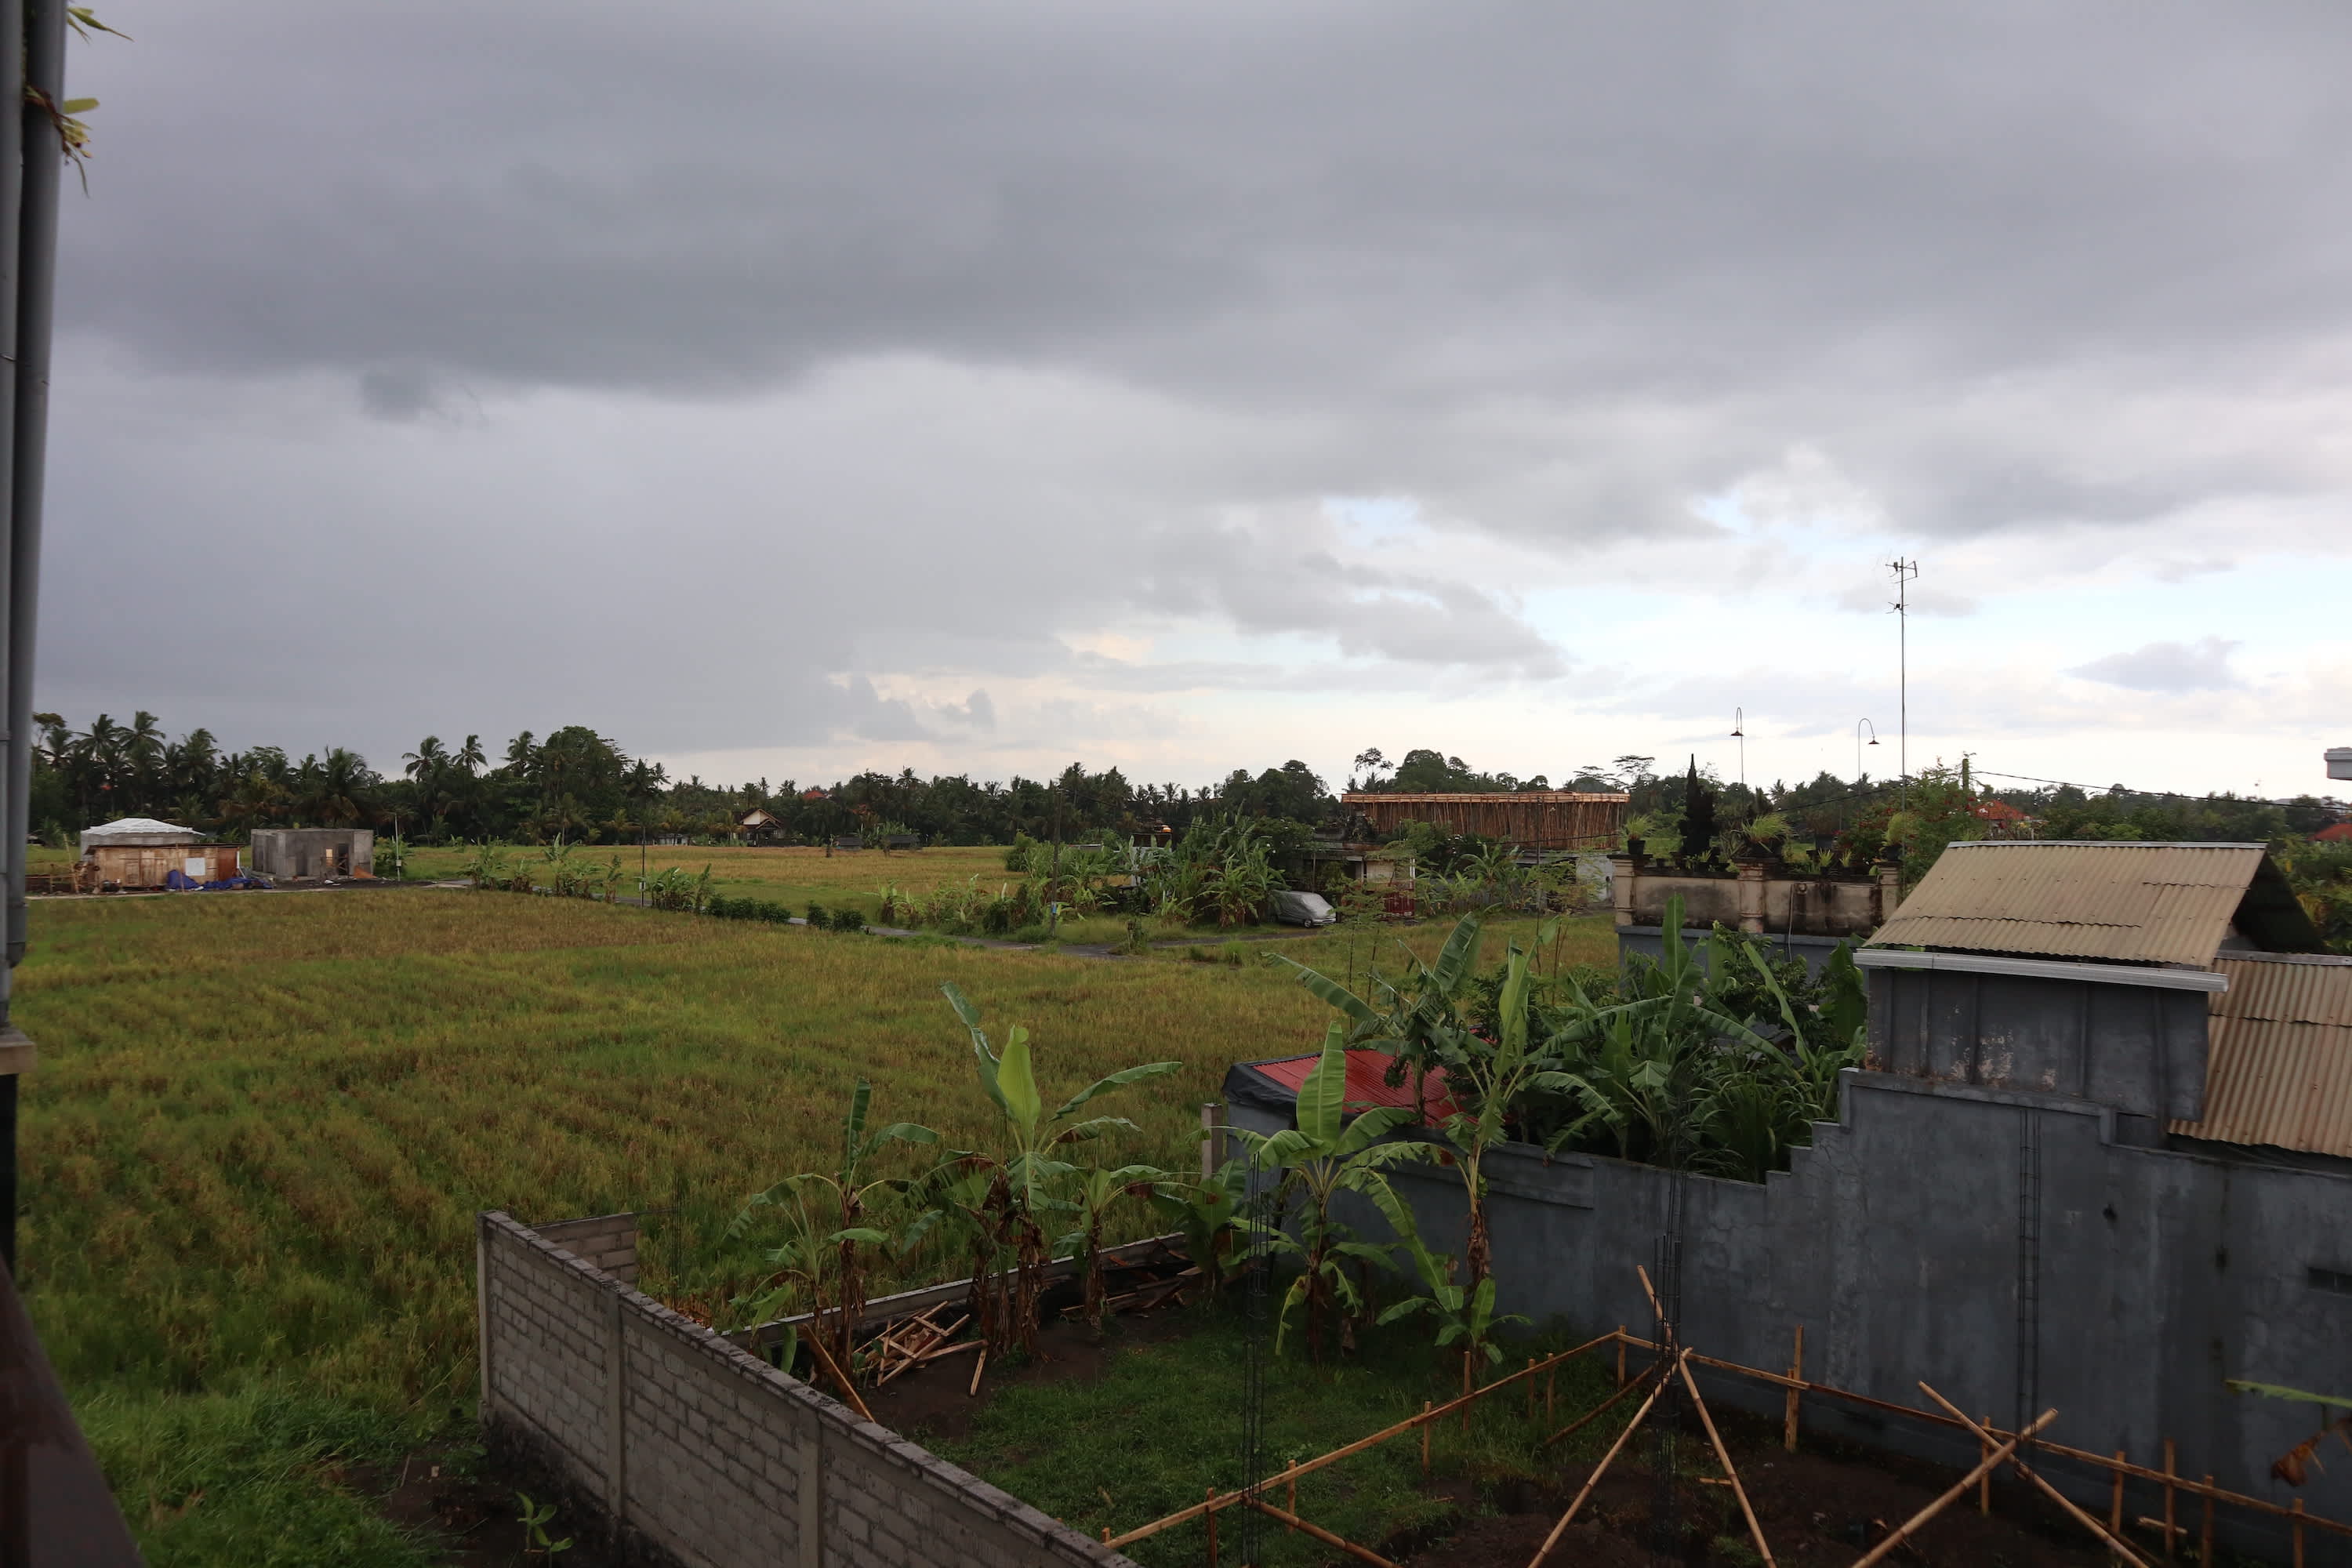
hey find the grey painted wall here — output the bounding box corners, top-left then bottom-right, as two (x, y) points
(1232, 1071), (2352, 1563)
(1869, 966), (2211, 1128)
(1617, 924), (1854, 978)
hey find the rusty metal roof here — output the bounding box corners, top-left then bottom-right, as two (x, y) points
(2171, 953), (2352, 1156)
(1864, 840), (2317, 967)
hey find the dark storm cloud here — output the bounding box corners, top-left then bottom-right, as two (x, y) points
(38, 1), (2352, 764)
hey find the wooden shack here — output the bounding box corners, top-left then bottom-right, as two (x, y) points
(1340, 791), (1628, 851)
(78, 818), (240, 890)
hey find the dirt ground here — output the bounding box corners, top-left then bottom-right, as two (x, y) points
(373, 1308), (2176, 1568)
(365, 1439), (626, 1568)
(1398, 1405), (2154, 1568)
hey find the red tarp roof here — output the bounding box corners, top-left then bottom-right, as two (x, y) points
(1242, 1047), (1458, 1121)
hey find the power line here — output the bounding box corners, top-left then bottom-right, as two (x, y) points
(1969, 768), (2343, 811)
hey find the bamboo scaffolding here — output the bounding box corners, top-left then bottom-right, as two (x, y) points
(1915, 1385), (2154, 1568)
(1525, 1358), (1674, 1568)
(1679, 1354), (1776, 1568)
(1851, 1407), (2060, 1568)
(1541, 1363), (1657, 1448)
(1608, 1330), (2352, 1541)
(1105, 1330), (1618, 1550)
(1243, 1498), (1398, 1568)
(1784, 1325), (1803, 1454)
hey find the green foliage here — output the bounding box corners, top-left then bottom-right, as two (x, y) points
(927, 985), (1183, 1356)
(731, 1080), (938, 1373)
(1227, 1024), (1439, 1361)
(514, 1493), (573, 1558)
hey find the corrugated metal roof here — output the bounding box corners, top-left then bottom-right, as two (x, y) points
(81, 817), (194, 838)
(1236, 1049), (1459, 1120)
(1865, 841), (2268, 967)
(2171, 953), (2352, 1157)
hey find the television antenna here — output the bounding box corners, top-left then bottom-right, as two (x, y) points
(1888, 559), (1919, 805)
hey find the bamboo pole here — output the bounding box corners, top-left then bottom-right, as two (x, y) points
(1286, 1465), (1296, 1527)
(2111, 1450), (2128, 1563)
(1542, 1364), (1657, 1448)
(1545, 1363), (1555, 1423)
(1110, 1334), (1623, 1552)
(1615, 1326), (1626, 1387)
(2200, 1478), (2212, 1566)
(802, 1330), (877, 1424)
(1526, 1356), (1536, 1418)
(1678, 1354), (1777, 1568)
(1979, 1416), (1992, 1516)
(1243, 1498), (1398, 1568)
(969, 1350), (985, 1398)
(1421, 1402), (1432, 1476)
(1915, 1387), (2155, 1568)
(1784, 1326), (1803, 1454)
(2295, 1498), (2307, 1568)
(1526, 1359), (1673, 1568)
(1462, 1349), (1473, 1434)
(1205, 1486), (1217, 1568)
(1590, 1337), (2352, 1541)
(1850, 1409), (2059, 1568)
(2162, 1439), (2176, 1566)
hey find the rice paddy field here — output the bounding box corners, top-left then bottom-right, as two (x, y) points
(11, 887), (1610, 1564)
(403, 840), (1030, 924)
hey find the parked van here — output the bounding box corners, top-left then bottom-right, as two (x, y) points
(1269, 889), (1337, 927)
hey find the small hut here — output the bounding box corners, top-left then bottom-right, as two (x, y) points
(249, 828), (374, 880)
(78, 818), (241, 891)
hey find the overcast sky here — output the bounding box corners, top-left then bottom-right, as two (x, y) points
(42, 2), (2352, 796)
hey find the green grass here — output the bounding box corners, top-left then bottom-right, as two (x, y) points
(11, 890), (1613, 1563)
(931, 1307), (1621, 1566)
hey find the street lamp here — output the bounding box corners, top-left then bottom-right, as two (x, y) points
(1856, 718), (1879, 783)
(1730, 708), (1745, 795)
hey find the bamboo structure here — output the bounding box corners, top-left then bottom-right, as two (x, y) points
(1916, 1385), (2155, 1568)
(1852, 1408), (2060, 1567)
(1526, 1357), (1675, 1568)
(1678, 1355), (1775, 1567)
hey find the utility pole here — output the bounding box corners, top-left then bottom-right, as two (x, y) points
(1047, 783), (1063, 939)
(1889, 558), (1918, 808)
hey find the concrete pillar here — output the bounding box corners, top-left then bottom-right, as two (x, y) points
(1607, 855), (1636, 928)
(1737, 860), (1767, 934)
(1875, 864), (1904, 924)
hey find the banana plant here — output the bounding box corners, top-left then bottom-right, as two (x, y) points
(1429, 927), (1590, 1290)
(1150, 1159), (1247, 1300)
(1055, 1162), (1169, 1329)
(729, 1079), (938, 1385)
(1270, 911), (1487, 1127)
(1377, 1225), (1529, 1370)
(935, 982), (1181, 1357)
(1227, 1022), (1441, 1363)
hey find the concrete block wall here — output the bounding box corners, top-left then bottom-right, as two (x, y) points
(477, 1210), (1136, 1568)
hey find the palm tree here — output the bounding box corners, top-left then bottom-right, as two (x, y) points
(455, 735), (486, 778)
(125, 711), (166, 807)
(403, 735), (447, 788)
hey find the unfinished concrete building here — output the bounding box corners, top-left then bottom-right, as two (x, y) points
(248, 827), (374, 880)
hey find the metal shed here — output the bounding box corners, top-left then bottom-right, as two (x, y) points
(2171, 951), (2352, 1157)
(1867, 840), (2323, 966)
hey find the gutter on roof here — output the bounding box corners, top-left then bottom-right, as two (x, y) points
(1854, 947), (2228, 993)
(1938, 839), (2268, 850)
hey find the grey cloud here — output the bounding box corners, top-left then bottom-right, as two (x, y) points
(34, 1), (2352, 772)
(2067, 638), (2243, 694)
